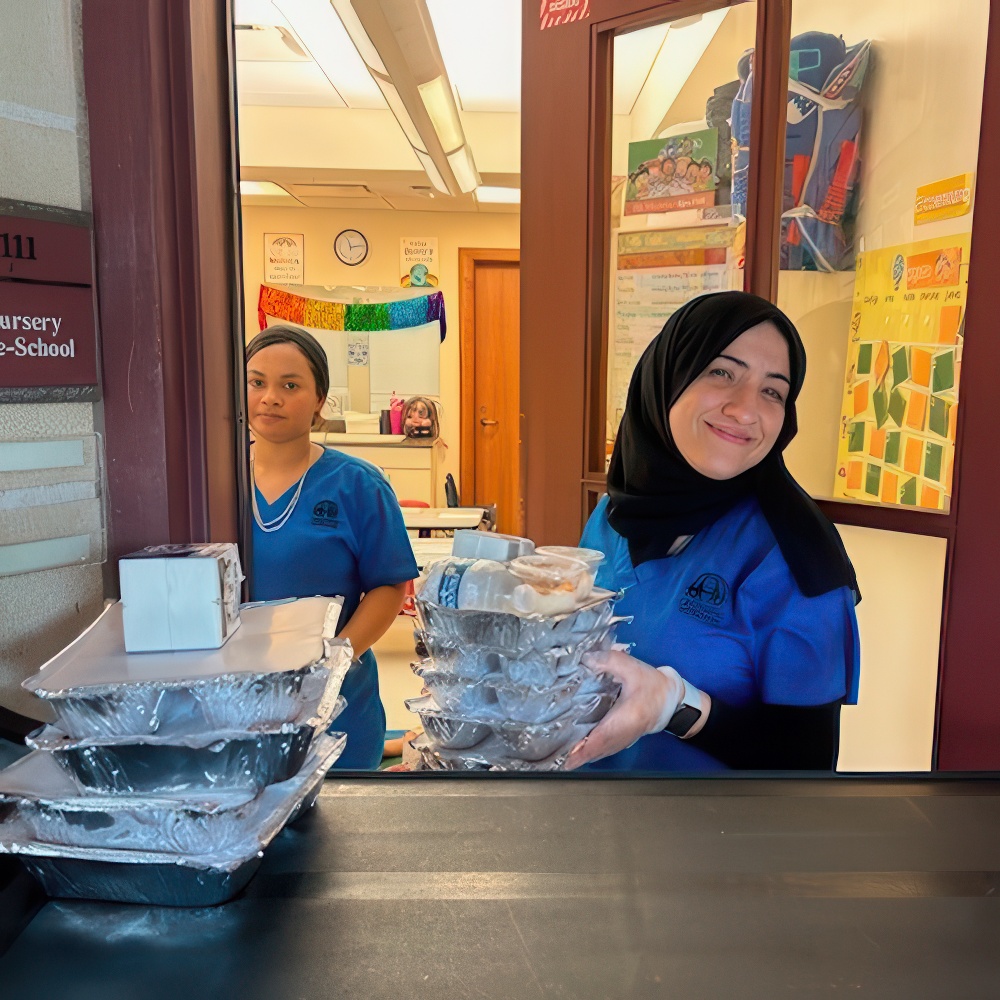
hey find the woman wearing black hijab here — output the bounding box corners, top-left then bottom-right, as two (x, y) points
(566, 291), (860, 772)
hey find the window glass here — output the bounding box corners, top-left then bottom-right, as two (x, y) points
(605, 3), (757, 464)
(777, 1), (989, 512)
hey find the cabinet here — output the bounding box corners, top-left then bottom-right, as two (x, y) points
(310, 433), (444, 506)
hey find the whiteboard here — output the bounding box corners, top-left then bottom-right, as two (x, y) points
(369, 322), (441, 397)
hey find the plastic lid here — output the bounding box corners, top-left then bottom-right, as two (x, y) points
(508, 554), (588, 593)
(534, 546), (605, 570)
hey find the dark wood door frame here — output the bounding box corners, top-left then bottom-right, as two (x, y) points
(458, 247), (521, 513)
(82, 0), (243, 568)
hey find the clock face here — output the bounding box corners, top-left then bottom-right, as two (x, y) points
(334, 229), (368, 266)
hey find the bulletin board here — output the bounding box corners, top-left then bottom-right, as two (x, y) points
(832, 234), (970, 511)
(608, 226), (739, 446)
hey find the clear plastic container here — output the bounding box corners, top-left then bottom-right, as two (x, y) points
(508, 554), (594, 616)
(534, 546), (605, 573)
(418, 557), (519, 613)
(451, 531), (535, 561)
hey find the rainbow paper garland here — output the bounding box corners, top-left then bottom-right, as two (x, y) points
(258, 285), (447, 340)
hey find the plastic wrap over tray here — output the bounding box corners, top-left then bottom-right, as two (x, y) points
(411, 663), (500, 715)
(404, 695), (493, 750)
(414, 591), (618, 658)
(0, 734), (345, 855)
(25, 696), (345, 795)
(0, 734), (344, 906)
(21, 597), (349, 739)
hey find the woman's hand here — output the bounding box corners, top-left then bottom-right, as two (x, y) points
(564, 650), (684, 769)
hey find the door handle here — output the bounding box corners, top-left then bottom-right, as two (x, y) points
(480, 419), (499, 427)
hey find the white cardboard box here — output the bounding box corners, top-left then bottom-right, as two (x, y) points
(119, 543), (243, 652)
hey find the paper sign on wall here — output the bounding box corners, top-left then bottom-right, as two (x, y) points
(914, 174), (974, 226)
(400, 237), (439, 288)
(264, 233), (304, 284)
(539, 0), (590, 30)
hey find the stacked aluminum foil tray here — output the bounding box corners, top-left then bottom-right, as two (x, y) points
(0, 597), (351, 906)
(408, 591), (624, 771)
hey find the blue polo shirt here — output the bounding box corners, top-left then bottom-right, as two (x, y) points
(251, 448), (418, 769)
(580, 495), (860, 771)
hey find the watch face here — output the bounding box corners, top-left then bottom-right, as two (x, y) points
(665, 704), (702, 738)
(335, 229), (368, 266)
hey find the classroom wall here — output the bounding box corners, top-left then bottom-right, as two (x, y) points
(239, 204), (521, 490)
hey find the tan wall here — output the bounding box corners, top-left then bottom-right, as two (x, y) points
(239, 204), (520, 488)
(0, 0), (103, 723)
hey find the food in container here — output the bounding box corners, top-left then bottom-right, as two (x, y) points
(414, 591), (618, 658)
(404, 696), (492, 749)
(0, 734), (346, 855)
(25, 695), (345, 796)
(21, 598), (348, 739)
(508, 554), (594, 616)
(0, 734), (345, 907)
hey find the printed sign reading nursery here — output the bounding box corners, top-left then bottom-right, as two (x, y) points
(0, 205), (99, 401)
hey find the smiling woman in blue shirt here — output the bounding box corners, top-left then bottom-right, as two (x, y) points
(568, 292), (860, 773)
(246, 325), (418, 770)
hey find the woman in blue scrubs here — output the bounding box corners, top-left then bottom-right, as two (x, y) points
(567, 292), (860, 772)
(246, 325), (418, 769)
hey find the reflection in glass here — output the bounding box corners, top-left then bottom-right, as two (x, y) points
(776, 0), (989, 512)
(605, 5), (758, 462)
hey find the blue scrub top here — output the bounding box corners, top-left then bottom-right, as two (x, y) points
(251, 448), (418, 769)
(580, 495), (860, 772)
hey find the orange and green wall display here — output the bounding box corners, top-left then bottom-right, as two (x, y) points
(834, 234), (969, 511)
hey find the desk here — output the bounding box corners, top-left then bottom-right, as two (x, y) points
(5, 776), (1000, 997)
(409, 537), (454, 569)
(400, 507), (485, 531)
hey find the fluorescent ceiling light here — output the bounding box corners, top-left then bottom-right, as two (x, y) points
(426, 0), (520, 113)
(331, 0), (480, 197)
(414, 149), (449, 195)
(272, 0), (385, 109)
(418, 76), (464, 152)
(377, 78), (427, 152)
(446, 147), (478, 194)
(240, 180), (294, 196)
(476, 186), (520, 204)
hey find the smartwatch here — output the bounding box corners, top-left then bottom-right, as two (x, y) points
(660, 673), (705, 738)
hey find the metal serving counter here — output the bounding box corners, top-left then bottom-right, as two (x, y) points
(3, 775), (1000, 998)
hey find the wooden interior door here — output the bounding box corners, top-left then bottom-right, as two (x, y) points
(459, 249), (522, 535)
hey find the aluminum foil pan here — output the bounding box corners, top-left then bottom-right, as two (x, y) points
(408, 733), (574, 773)
(22, 597), (349, 740)
(25, 696), (345, 795)
(410, 663), (500, 715)
(404, 695), (493, 750)
(0, 734), (344, 906)
(489, 672), (585, 724)
(414, 591), (618, 658)
(0, 734), (346, 855)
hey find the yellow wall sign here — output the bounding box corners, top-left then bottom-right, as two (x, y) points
(914, 173), (974, 225)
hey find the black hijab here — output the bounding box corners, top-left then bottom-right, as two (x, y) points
(607, 291), (859, 601)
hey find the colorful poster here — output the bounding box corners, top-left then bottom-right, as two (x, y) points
(832, 234), (970, 511)
(625, 129), (719, 216)
(399, 237), (439, 288)
(914, 173), (974, 226)
(264, 233), (304, 284)
(609, 227), (739, 446)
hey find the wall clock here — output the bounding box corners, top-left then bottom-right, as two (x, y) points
(334, 228), (369, 266)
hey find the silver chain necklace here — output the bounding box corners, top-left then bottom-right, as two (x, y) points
(251, 458), (308, 533)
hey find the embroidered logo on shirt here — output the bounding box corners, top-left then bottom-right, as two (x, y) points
(311, 500), (340, 527)
(679, 572), (729, 625)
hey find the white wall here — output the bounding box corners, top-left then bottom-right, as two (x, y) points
(240, 204), (520, 488)
(0, 0), (103, 723)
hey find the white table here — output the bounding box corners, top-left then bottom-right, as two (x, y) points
(400, 507), (486, 530)
(409, 538), (455, 569)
